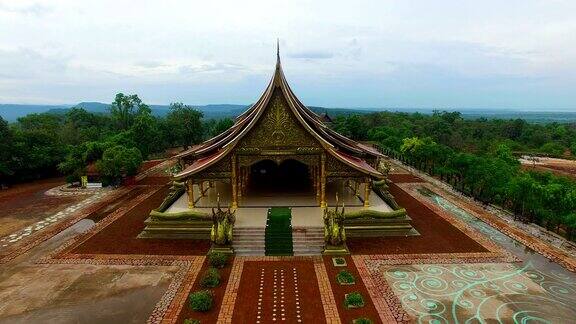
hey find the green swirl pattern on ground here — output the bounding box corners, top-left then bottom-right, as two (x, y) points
(381, 187), (576, 323)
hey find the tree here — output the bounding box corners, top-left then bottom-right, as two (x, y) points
(0, 117), (14, 179)
(165, 102), (204, 148)
(109, 93), (150, 130)
(60, 107), (110, 145)
(130, 111), (162, 158)
(210, 118), (234, 137)
(493, 143), (519, 166)
(540, 142), (565, 156)
(12, 113), (66, 178)
(97, 145), (143, 184)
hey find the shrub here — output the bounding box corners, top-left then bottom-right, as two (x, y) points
(345, 292), (365, 309)
(208, 251), (229, 268)
(200, 267), (221, 288)
(353, 318), (373, 324)
(332, 257), (347, 266)
(189, 290), (213, 312)
(336, 270), (355, 284)
(183, 319), (200, 324)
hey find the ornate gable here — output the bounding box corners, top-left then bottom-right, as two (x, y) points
(236, 88), (321, 151)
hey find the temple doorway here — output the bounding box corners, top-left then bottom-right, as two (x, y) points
(248, 159), (312, 194)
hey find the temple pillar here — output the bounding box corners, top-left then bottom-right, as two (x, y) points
(244, 167), (249, 194)
(238, 168), (243, 198)
(199, 181), (205, 196)
(231, 154), (238, 209)
(363, 177), (371, 207)
(320, 153), (326, 208)
(315, 166), (320, 200)
(354, 180), (360, 195)
(186, 179), (195, 209)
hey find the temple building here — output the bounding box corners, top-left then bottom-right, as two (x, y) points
(140, 44), (416, 255)
(175, 45), (383, 208)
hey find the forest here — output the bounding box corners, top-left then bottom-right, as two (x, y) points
(1, 96), (575, 241)
(0, 93), (233, 185)
(333, 111), (576, 241)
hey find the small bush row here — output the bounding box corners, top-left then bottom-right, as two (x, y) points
(331, 257), (372, 323)
(208, 251), (229, 268)
(187, 251), (231, 316)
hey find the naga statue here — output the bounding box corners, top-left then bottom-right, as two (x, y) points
(155, 181), (186, 212)
(323, 193), (346, 247)
(210, 195), (236, 246)
(377, 159), (392, 179)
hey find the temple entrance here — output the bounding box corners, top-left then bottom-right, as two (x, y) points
(249, 159), (312, 194)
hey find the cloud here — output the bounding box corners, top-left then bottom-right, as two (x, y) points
(179, 62), (248, 75)
(0, 1), (575, 109)
(288, 50), (334, 60)
(135, 61), (167, 69)
(0, 2), (52, 16)
(0, 47), (70, 80)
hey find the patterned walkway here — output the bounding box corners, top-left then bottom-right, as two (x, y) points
(0, 191), (108, 249)
(356, 181), (576, 323)
(219, 257), (339, 323)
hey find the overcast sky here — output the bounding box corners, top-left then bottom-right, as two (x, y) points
(1, 0), (575, 110)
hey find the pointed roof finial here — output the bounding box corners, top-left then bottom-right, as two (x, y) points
(277, 38), (280, 59)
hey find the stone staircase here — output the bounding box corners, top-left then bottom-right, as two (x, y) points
(292, 226), (324, 256)
(233, 227), (266, 256)
(233, 226), (324, 256)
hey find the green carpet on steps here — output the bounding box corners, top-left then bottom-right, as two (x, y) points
(265, 207), (293, 256)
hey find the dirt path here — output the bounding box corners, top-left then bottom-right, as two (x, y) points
(0, 178), (88, 237)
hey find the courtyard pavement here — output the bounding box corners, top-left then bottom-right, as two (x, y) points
(0, 159), (574, 323)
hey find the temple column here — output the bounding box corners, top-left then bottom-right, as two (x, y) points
(238, 168), (243, 198)
(354, 180), (360, 195)
(231, 154), (238, 209)
(320, 153), (326, 208)
(244, 167), (249, 194)
(363, 177), (371, 207)
(186, 179), (195, 209)
(199, 181), (205, 196)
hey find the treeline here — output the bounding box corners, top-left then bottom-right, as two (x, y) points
(0, 93), (233, 185)
(333, 111), (576, 241)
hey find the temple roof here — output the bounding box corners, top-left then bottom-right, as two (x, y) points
(174, 44), (383, 180)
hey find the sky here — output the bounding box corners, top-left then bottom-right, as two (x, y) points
(0, 0), (575, 111)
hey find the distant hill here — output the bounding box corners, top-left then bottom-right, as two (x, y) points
(0, 102), (251, 121)
(1, 102), (575, 123)
(0, 104), (73, 121)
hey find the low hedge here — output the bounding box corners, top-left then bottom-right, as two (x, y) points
(336, 270), (355, 284)
(200, 267), (221, 288)
(208, 251), (229, 268)
(344, 292), (365, 309)
(189, 290), (213, 312)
